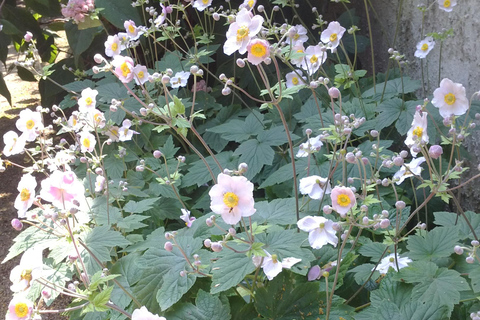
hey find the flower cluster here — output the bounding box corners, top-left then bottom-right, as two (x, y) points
(61, 0), (95, 24)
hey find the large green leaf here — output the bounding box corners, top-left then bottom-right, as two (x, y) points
(207, 111), (265, 143)
(233, 139), (275, 179)
(433, 211), (480, 240)
(0, 72), (12, 106)
(251, 198), (298, 225)
(110, 252), (143, 309)
(123, 198), (160, 214)
(183, 151), (238, 187)
(362, 77), (421, 100)
(64, 21), (101, 64)
(164, 290), (231, 320)
(95, 0), (142, 28)
(210, 249), (256, 294)
(406, 227), (459, 260)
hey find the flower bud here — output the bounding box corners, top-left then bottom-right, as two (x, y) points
(222, 87), (231, 96)
(164, 241), (173, 251)
(179, 270), (186, 277)
(472, 240), (480, 247)
(323, 205), (332, 215)
(307, 265), (321, 281)
(393, 156), (404, 166)
(11, 218), (23, 231)
(380, 219), (390, 228)
(204, 239), (212, 248)
(395, 201), (406, 210)
(211, 242), (223, 252)
(454, 245), (464, 255)
(466, 256), (475, 264)
(206, 218), (214, 227)
(212, 12), (220, 20)
(190, 65), (199, 74)
(153, 150), (163, 158)
(236, 58), (245, 68)
(362, 216), (369, 225)
(345, 152), (356, 164)
(370, 130), (379, 137)
(94, 54), (104, 64)
(382, 178), (389, 187)
(399, 150), (409, 158)
(328, 87), (340, 99)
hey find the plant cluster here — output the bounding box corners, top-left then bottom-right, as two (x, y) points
(2, 0), (480, 319)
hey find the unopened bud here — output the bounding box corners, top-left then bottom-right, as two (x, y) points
(236, 58), (245, 68)
(307, 265), (321, 281)
(395, 201), (406, 210)
(164, 241), (173, 251)
(211, 242), (223, 252)
(472, 240), (480, 247)
(466, 256), (475, 264)
(11, 219), (23, 231)
(328, 87), (340, 99)
(153, 150), (163, 158)
(204, 239), (212, 248)
(380, 219), (390, 228)
(454, 245), (464, 255)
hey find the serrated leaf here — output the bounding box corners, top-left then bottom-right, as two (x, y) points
(210, 249), (256, 294)
(183, 151), (238, 187)
(165, 289), (230, 320)
(91, 286), (113, 311)
(348, 263), (380, 285)
(468, 268), (480, 294)
(433, 211), (480, 240)
(250, 198), (297, 225)
(362, 77), (421, 100)
(110, 252), (143, 309)
(359, 242), (389, 261)
(406, 227), (459, 260)
(123, 198), (159, 214)
(370, 272), (412, 308)
(95, 0), (142, 28)
(233, 139), (274, 180)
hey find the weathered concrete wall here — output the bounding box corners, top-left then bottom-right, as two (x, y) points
(356, 0), (480, 210)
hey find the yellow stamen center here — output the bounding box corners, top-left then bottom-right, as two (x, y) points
(72, 118), (77, 126)
(444, 93), (456, 105)
(271, 254), (278, 264)
(111, 129), (119, 137)
(111, 42), (118, 52)
(310, 55), (318, 64)
(20, 188), (30, 202)
(94, 114), (102, 124)
(412, 126), (423, 138)
(137, 71), (144, 79)
(21, 269), (33, 282)
(14, 302), (29, 318)
(124, 128), (130, 136)
(389, 257), (395, 263)
(121, 62), (131, 77)
(251, 43), (267, 58)
(444, 0), (451, 7)
(26, 120), (35, 130)
(236, 26), (249, 42)
(337, 194), (351, 207)
(293, 33), (299, 40)
(223, 192), (239, 208)
(128, 25), (135, 33)
(248, 0), (254, 7)
(421, 43), (429, 51)
(85, 97), (93, 106)
(329, 33), (338, 42)
(319, 222), (325, 229)
(83, 138), (90, 149)
(202, 0), (209, 4)
(296, 49), (303, 53)
(292, 77), (299, 85)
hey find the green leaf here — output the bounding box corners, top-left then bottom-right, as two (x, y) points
(406, 227), (459, 260)
(91, 286), (113, 311)
(81, 226), (130, 275)
(207, 112), (264, 143)
(433, 211), (480, 240)
(233, 139), (274, 180)
(362, 77), (421, 100)
(183, 151), (238, 187)
(358, 242), (389, 261)
(348, 263), (380, 285)
(158, 135), (180, 159)
(64, 21), (101, 65)
(375, 98), (403, 131)
(110, 252), (143, 309)
(0, 72), (12, 106)
(95, 0), (142, 28)
(251, 198), (298, 225)
(370, 272), (412, 308)
(210, 249), (256, 294)
(123, 198), (160, 214)
(164, 290), (231, 320)
(468, 268), (480, 294)
(396, 261), (470, 314)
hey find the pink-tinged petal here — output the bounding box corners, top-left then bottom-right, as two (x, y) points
(235, 8), (252, 26)
(249, 15), (264, 36)
(281, 257), (302, 269)
(297, 215), (323, 232)
(308, 228), (328, 249)
(221, 207), (242, 225)
(262, 258), (283, 280)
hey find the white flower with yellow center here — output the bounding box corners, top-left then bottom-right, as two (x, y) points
(209, 173), (256, 225)
(193, 0), (212, 11)
(290, 42), (306, 68)
(414, 36), (435, 59)
(373, 253), (412, 274)
(79, 131), (96, 153)
(393, 157), (426, 185)
(104, 34), (121, 57)
(299, 175), (332, 200)
(247, 38), (270, 65)
(6, 296), (34, 320)
(86, 109), (106, 129)
(296, 135), (323, 157)
(330, 186), (356, 217)
(321, 21), (346, 51)
(133, 64), (150, 85)
(259, 252), (302, 280)
(10, 246), (43, 292)
(287, 24), (308, 44)
(124, 20), (142, 40)
(105, 125), (120, 142)
(297, 216), (338, 249)
(118, 119), (139, 142)
(242, 0), (256, 10)
(170, 71), (190, 89)
(301, 44), (326, 76)
(112, 55), (135, 83)
(14, 174), (37, 218)
(68, 112), (83, 132)
(16, 108), (44, 142)
(285, 70), (307, 88)
(78, 87), (98, 113)
(3, 131), (26, 157)
(223, 8), (264, 55)
(437, 0), (457, 12)
(405, 111), (429, 157)
(431, 78), (469, 119)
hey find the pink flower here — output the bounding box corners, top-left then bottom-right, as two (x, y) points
(40, 170), (85, 209)
(10, 247), (44, 292)
(247, 39), (270, 65)
(209, 173), (256, 225)
(133, 64), (150, 85)
(112, 55), (135, 83)
(104, 35), (121, 57)
(14, 174), (37, 218)
(180, 208), (195, 227)
(431, 78), (469, 119)
(16, 109), (44, 142)
(223, 8), (264, 55)
(330, 186), (356, 217)
(6, 296), (33, 320)
(131, 306), (166, 320)
(24, 32), (33, 42)
(124, 20), (140, 39)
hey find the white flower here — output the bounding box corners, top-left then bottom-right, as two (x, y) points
(223, 8), (264, 55)
(105, 125), (120, 142)
(78, 88), (98, 113)
(321, 21), (346, 51)
(124, 20), (142, 40)
(131, 306), (166, 320)
(438, 0), (457, 12)
(16, 109), (44, 142)
(6, 295), (34, 320)
(260, 252), (301, 280)
(431, 78), (469, 119)
(414, 36), (435, 59)
(67, 113), (83, 132)
(3, 131), (26, 156)
(14, 174), (37, 218)
(170, 71), (190, 89)
(193, 0), (212, 11)
(104, 35), (121, 57)
(247, 39), (270, 65)
(86, 109), (106, 129)
(95, 175), (106, 193)
(296, 135), (323, 157)
(405, 111), (429, 157)
(301, 44), (326, 76)
(299, 175), (331, 200)
(79, 131), (96, 153)
(393, 157), (426, 185)
(242, 0), (256, 10)
(133, 64), (150, 85)
(287, 25), (308, 44)
(290, 42), (305, 68)
(373, 253), (412, 274)
(297, 216), (338, 249)
(180, 208), (195, 227)
(118, 119), (138, 142)
(285, 70), (306, 88)
(10, 247), (43, 292)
